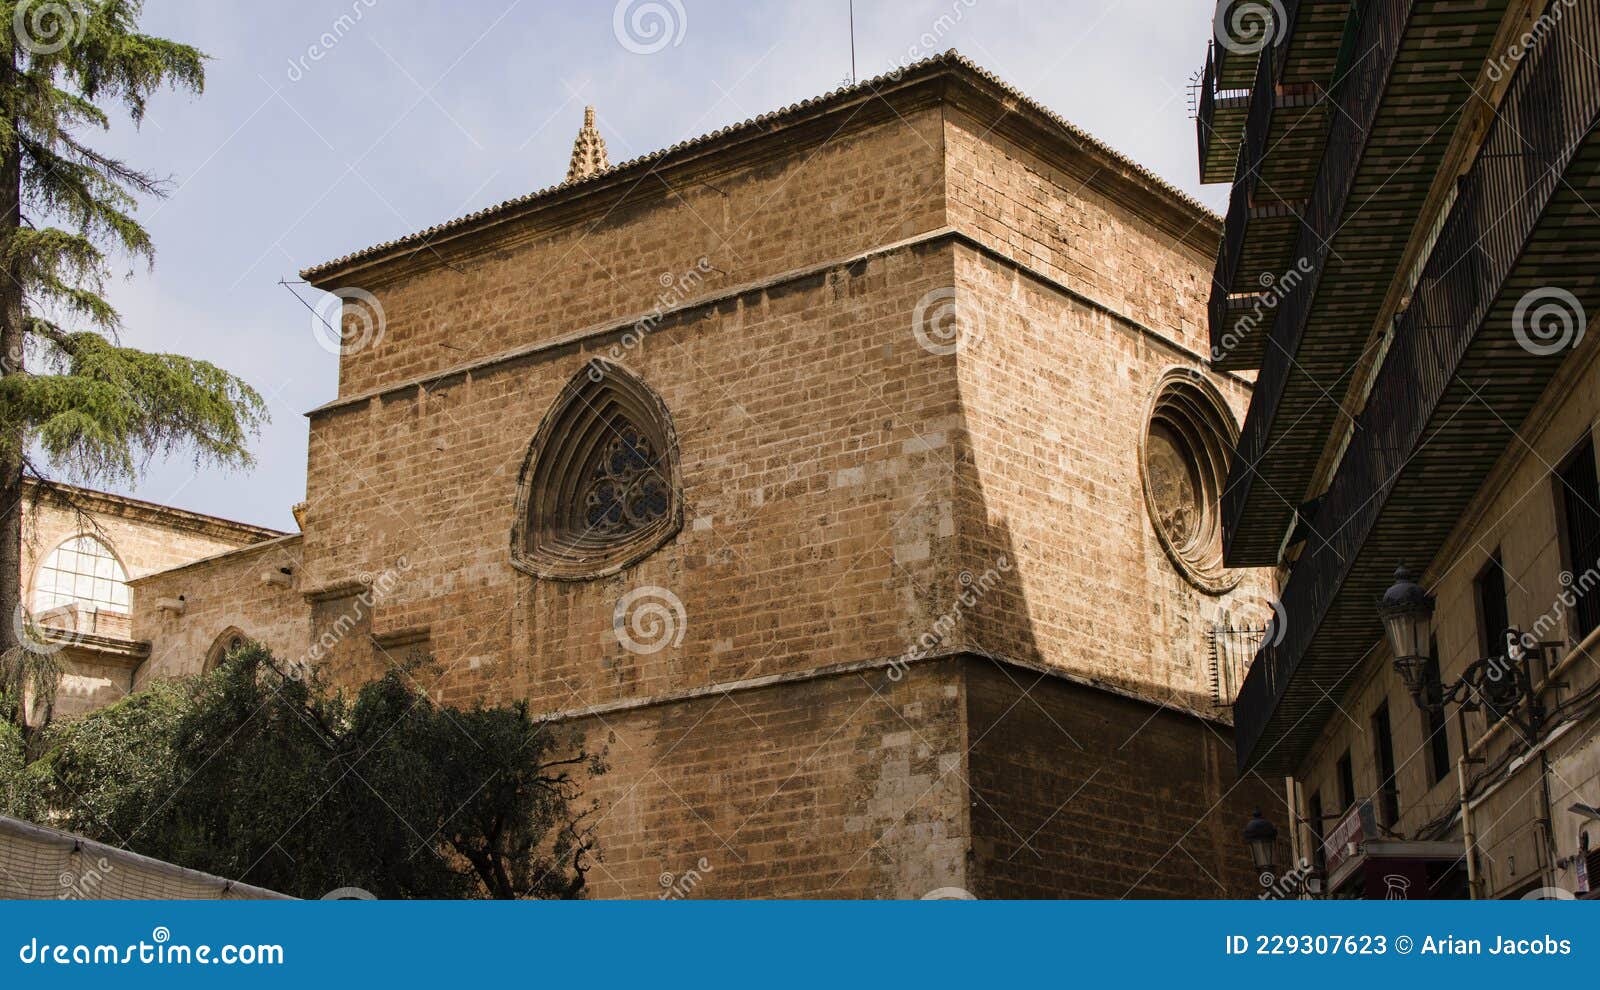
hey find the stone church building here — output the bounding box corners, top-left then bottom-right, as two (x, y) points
(14, 479), (284, 722)
(48, 54), (1281, 897)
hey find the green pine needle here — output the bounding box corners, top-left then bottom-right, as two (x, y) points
(0, 0), (264, 498)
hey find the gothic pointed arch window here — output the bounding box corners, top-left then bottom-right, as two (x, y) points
(512, 360), (683, 581)
(205, 627), (250, 672)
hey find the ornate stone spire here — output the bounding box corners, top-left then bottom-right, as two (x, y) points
(566, 106), (610, 183)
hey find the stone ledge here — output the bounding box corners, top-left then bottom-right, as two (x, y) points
(306, 228), (1250, 421)
(532, 647), (1229, 728)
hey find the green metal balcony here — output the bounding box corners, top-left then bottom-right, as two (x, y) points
(1221, 0), (1511, 566)
(1204, 0), (1350, 370)
(1235, 0), (1600, 773)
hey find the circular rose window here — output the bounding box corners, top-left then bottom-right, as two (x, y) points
(1141, 371), (1239, 593)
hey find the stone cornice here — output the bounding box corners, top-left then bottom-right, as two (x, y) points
(125, 533), (303, 586)
(306, 228), (1250, 421)
(24, 478), (286, 547)
(56, 631), (151, 666)
(529, 648), (1231, 729)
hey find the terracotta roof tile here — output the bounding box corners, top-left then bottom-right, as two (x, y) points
(301, 51), (1214, 282)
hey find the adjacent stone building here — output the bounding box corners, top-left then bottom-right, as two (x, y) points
(16, 480), (283, 721)
(97, 54), (1277, 897)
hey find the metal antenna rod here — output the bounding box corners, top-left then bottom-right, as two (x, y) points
(849, 0), (857, 83)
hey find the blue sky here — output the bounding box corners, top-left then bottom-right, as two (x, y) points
(89, 0), (1224, 530)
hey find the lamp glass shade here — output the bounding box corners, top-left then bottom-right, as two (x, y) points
(1382, 610), (1429, 663)
(1378, 566), (1434, 663)
(1242, 811), (1278, 872)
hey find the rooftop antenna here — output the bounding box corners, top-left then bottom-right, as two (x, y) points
(849, 0), (857, 84)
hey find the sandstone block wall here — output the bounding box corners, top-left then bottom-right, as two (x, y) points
(130, 62), (1279, 897)
(49, 646), (141, 720)
(300, 242), (964, 715)
(953, 243), (1270, 710)
(966, 660), (1272, 898)
(943, 108), (1216, 357)
(571, 658), (969, 899)
(326, 105), (947, 400)
(569, 654), (1274, 900)
(131, 537), (306, 684)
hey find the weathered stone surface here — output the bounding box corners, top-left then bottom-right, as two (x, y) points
(131, 60), (1277, 897)
(19, 481), (282, 719)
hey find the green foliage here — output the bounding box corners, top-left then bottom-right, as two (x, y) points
(0, 640), (63, 729)
(0, 712), (47, 819)
(0, 332), (267, 482)
(29, 644), (604, 899)
(44, 675), (185, 840)
(0, 0), (265, 488)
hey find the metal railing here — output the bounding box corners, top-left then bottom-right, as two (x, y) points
(1223, 0), (1409, 542)
(1196, 43), (1219, 175)
(1207, 0), (1305, 354)
(1209, 623), (1270, 708)
(1236, 0), (1600, 759)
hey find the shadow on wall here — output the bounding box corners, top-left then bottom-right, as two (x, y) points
(925, 370), (1278, 899)
(339, 245), (1284, 899)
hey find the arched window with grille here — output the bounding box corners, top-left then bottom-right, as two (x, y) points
(32, 534), (130, 615)
(512, 360), (682, 581)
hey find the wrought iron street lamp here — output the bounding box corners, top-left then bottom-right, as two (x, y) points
(1242, 810), (1278, 874)
(1379, 564), (1553, 739)
(1378, 565), (1435, 704)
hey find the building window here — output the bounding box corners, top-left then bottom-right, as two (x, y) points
(1140, 370), (1241, 594)
(512, 360), (682, 581)
(1371, 702), (1399, 828)
(1557, 437), (1600, 641)
(32, 534), (130, 615)
(1475, 551), (1511, 657)
(205, 628), (249, 672)
(1422, 636), (1451, 787)
(1475, 552), (1513, 725)
(1336, 751), (1355, 813)
(579, 425), (670, 536)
